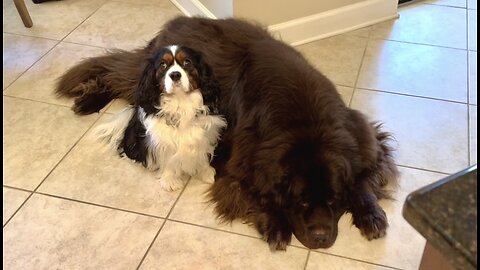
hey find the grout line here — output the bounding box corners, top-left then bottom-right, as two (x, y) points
(2, 31), (61, 41)
(303, 250), (311, 270)
(60, 40), (112, 50)
(396, 164), (450, 175)
(312, 250), (404, 270)
(32, 114), (105, 192)
(2, 185), (33, 193)
(135, 218), (167, 270)
(423, 2), (467, 9)
(163, 218), (313, 252)
(165, 218), (263, 241)
(3, 39), (61, 91)
(35, 191), (164, 219)
(349, 33), (370, 107)
(355, 87), (470, 105)
(135, 179), (191, 270)
(358, 87), (469, 105)
(2, 107), (105, 228)
(3, 0), (107, 93)
(2, 193), (35, 228)
(3, 94), (73, 108)
(369, 36), (468, 52)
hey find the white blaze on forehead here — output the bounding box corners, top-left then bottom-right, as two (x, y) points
(164, 45), (190, 94)
(169, 45), (178, 55)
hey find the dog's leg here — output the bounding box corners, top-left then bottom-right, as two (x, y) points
(250, 210), (293, 251)
(196, 165), (216, 184)
(348, 179), (388, 240)
(157, 168), (186, 191)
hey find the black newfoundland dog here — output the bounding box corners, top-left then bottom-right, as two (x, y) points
(55, 16), (398, 250)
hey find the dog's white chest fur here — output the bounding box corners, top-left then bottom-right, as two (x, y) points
(143, 90), (226, 174)
(92, 89), (226, 191)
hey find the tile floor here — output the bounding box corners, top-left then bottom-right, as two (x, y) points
(2, 0), (477, 269)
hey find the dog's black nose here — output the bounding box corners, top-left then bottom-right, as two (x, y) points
(169, 71), (181, 82)
(311, 228), (329, 243)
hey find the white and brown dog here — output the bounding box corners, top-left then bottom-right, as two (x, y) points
(93, 45), (226, 191)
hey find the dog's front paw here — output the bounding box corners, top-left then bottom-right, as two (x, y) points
(197, 166), (215, 184)
(265, 228), (292, 251)
(158, 176), (185, 191)
(353, 207), (388, 240)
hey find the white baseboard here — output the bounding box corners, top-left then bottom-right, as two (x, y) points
(268, 0), (399, 46)
(170, 0), (217, 19)
(169, 0), (399, 46)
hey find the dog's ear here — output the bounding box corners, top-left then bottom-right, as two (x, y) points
(253, 137), (293, 205)
(198, 58), (221, 115)
(135, 57), (160, 115)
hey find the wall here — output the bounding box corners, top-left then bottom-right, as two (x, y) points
(233, 0), (363, 25)
(171, 0), (399, 45)
(200, 0), (233, 18)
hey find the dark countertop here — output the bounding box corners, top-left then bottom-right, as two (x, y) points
(403, 165), (477, 270)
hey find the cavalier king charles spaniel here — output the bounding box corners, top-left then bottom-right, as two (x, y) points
(92, 45), (226, 191)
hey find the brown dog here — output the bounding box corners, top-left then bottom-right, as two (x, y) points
(55, 16), (398, 250)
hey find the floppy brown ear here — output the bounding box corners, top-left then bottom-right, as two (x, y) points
(135, 57), (160, 115)
(323, 152), (353, 200)
(252, 138), (293, 205)
(195, 55), (221, 115)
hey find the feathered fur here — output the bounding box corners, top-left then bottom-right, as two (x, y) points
(55, 16), (399, 250)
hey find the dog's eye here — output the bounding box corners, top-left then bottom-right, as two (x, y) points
(183, 59), (192, 67)
(160, 62), (167, 70)
(300, 201), (309, 208)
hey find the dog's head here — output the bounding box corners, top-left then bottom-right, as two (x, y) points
(136, 45), (219, 114)
(286, 144), (351, 249)
(255, 137), (352, 249)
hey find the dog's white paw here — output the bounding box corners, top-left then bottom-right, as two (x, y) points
(197, 166), (216, 184)
(159, 176), (185, 191)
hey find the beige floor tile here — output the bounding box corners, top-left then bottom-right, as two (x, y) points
(468, 0), (477, 9)
(323, 166), (448, 270)
(4, 42), (107, 107)
(351, 90), (469, 174)
(3, 194), (162, 270)
(38, 114), (181, 217)
(344, 26), (371, 38)
(424, 0), (467, 7)
(169, 179), (261, 237)
(336, 86), (354, 106)
(371, 4), (467, 49)
(3, 97), (99, 190)
(64, 1), (182, 50)
(307, 252), (393, 270)
(3, 33), (57, 89)
(169, 179), (307, 248)
(3, 187), (31, 225)
(470, 106), (477, 164)
(3, 0), (107, 40)
(112, 0), (179, 9)
(468, 10), (477, 51)
(139, 221), (308, 270)
(470, 51), (477, 104)
(358, 40), (467, 102)
(296, 35), (368, 87)
(105, 98), (131, 114)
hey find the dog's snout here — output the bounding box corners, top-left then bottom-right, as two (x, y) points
(169, 71), (181, 81)
(310, 227), (330, 243)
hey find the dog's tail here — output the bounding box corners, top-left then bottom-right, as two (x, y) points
(90, 106), (136, 152)
(55, 49), (147, 115)
(371, 122), (399, 199)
